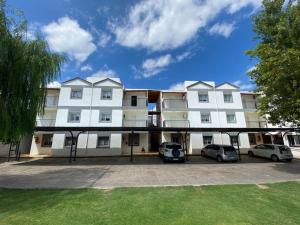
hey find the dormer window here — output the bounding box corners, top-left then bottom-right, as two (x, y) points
(224, 93), (233, 103)
(101, 88), (112, 100)
(198, 92), (209, 103)
(70, 89), (82, 99)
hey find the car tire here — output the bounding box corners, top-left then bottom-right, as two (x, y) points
(248, 151), (254, 157)
(271, 154), (279, 162)
(217, 155), (223, 162)
(201, 151), (205, 157)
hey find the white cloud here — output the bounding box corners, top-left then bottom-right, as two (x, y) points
(42, 16), (97, 63)
(111, 0), (261, 51)
(233, 80), (255, 91)
(98, 33), (112, 47)
(80, 64), (93, 72)
(91, 66), (118, 78)
(142, 54), (172, 78)
(47, 81), (61, 88)
(169, 82), (185, 91)
(176, 51), (192, 62)
(208, 22), (236, 38)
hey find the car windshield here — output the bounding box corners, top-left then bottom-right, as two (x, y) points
(223, 146), (236, 152)
(166, 144), (181, 150)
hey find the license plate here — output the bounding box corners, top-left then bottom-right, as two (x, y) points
(173, 158), (179, 161)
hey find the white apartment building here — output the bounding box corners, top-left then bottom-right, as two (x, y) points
(30, 77), (299, 157)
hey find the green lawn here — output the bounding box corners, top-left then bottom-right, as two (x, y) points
(0, 182), (299, 225)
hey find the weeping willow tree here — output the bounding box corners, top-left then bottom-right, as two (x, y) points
(0, 0), (65, 142)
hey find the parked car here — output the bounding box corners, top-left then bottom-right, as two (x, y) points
(159, 142), (185, 162)
(248, 144), (293, 162)
(201, 144), (239, 162)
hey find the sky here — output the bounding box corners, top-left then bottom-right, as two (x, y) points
(7, 0), (262, 91)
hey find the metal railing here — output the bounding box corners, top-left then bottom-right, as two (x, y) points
(243, 100), (257, 110)
(246, 120), (268, 128)
(123, 98), (148, 109)
(123, 120), (148, 127)
(162, 99), (188, 110)
(36, 119), (56, 127)
(45, 96), (59, 107)
(163, 120), (190, 128)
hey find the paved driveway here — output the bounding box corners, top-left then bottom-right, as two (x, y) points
(0, 156), (299, 189)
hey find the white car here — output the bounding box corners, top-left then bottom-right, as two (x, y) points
(248, 144), (293, 162)
(159, 142), (185, 162)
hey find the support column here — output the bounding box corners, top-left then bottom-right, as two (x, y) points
(68, 131), (74, 163)
(130, 130), (134, 162)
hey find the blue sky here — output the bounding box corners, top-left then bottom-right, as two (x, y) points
(7, 0), (261, 90)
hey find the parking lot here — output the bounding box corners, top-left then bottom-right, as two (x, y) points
(0, 155), (299, 189)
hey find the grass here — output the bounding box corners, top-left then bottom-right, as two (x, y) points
(0, 182), (300, 225)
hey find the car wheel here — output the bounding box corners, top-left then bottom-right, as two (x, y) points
(248, 151), (254, 157)
(217, 155), (223, 162)
(201, 151), (206, 157)
(271, 154), (279, 162)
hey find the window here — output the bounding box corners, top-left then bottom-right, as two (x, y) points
(226, 113), (236, 123)
(68, 111), (81, 123)
(230, 136), (240, 146)
(97, 136), (110, 148)
(203, 136), (213, 145)
(70, 89), (82, 99)
(224, 93), (233, 103)
(128, 134), (140, 146)
(248, 133), (257, 145)
(131, 96), (137, 106)
(201, 113), (211, 123)
(65, 136), (76, 147)
(41, 134), (53, 147)
(100, 111), (112, 122)
(198, 93), (209, 102)
(101, 88), (112, 100)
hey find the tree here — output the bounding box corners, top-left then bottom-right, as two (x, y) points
(246, 0), (300, 127)
(0, 0), (65, 141)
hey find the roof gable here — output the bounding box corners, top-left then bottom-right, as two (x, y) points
(186, 81), (213, 90)
(216, 82), (239, 90)
(62, 77), (91, 86)
(94, 78), (122, 87)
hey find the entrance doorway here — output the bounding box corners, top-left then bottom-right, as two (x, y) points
(149, 132), (161, 152)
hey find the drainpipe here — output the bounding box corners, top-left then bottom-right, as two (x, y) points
(86, 83), (94, 149)
(214, 86), (223, 144)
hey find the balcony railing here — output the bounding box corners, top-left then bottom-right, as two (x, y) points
(45, 96), (59, 107)
(163, 120), (190, 128)
(123, 98), (148, 109)
(246, 120), (268, 128)
(36, 119), (56, 127)
(162, 99), (187, 110)
(243, 101), (257, 110)
(123, 120), (148, 127)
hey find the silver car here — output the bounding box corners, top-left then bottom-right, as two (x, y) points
(248, 144), (293, 162)
(201, 144), (239, 162)
(159, 142), (185, 162)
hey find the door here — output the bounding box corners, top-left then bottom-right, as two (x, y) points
(263, 145), (275, 158)
(253, 145), (265, 157)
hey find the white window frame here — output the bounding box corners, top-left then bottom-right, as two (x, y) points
(99, 110), (112, 123)
(203, 135), (213, 145)
(101, 88), (112, 100)
(97, 136), (110, 148)
(201, 112), (211, 123)
(70, 88), (83, 99)
(68, 111), (81, 123)
(224, 93), (233, 103)
(198, 92), (209, 103)
(226, 113), (237, 123)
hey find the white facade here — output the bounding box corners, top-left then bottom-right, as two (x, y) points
(30, 77), (299, 157)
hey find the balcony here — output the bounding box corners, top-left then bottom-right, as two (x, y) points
(45, 96), (59, 108)
(246, 120), (268, 128)
(123, 120), (148, 127)
(243, 100), (257, 110)
(36, 119), (56, 127)
(163, 120), (190, 128)
(123, 98), (147, 109)
(162, 99), (188, 110)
